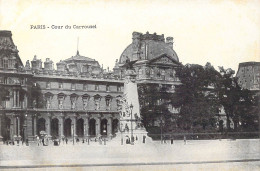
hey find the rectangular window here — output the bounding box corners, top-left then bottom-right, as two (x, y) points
(8, 60), (12, 68)
(95, 84), (99, 90)
(46, 82), (51, 89)
(117, 85), (121, 92)
(58, 99), (63, 109)
(106, 85), (110, 91)
(83, 84), (88, 90)
(3, 59), (8, 68)
(71, 83), (76, 90)
(0, 59), (2, 68)
(59, 83), (63, 89)
(4, 77), (8, 84)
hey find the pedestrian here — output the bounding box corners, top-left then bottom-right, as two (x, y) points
(65, 137), (68, 144)
(36, 136), (40, 146)
(26, 139), (29, 146)
(143, 135), (146, 144)
(184, 135), (187, 145)
(62, 137), (65, 144)
(171, 136), (173, 145)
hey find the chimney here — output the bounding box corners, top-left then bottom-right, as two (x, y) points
(166, 37), (173, 49)
(31, 55), (42, 70)
(44, 58), (53, 70)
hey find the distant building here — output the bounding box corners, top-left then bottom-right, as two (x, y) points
(236, 62), (260, 90)
(0, 30), (181, 142)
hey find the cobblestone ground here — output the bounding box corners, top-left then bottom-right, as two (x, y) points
(0, 139), (259, 170)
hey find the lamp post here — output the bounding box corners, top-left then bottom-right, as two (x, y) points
(160, 114), (163, 144)
(130, 103), (134, 145)
(72, 124), (74, 145)
(120, 123), (124, 145)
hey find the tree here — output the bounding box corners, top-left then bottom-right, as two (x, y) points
(138, 83), (173, 132)
(216, 67), (258, 132)
(171, 63), (221, 132)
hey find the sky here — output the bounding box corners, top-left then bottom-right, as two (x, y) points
(0, 0), (259, 73)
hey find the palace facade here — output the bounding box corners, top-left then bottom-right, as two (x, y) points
(0, 31), (181, 142)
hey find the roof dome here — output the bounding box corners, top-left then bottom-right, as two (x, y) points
(119, 32), (179, 64)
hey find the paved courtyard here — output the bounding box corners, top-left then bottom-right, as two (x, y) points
(0, 139), (259, 170)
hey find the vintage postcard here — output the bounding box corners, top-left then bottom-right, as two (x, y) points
(0, 0), (259, 170)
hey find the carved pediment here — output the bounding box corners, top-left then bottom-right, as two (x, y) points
(149, 54), (179, 65)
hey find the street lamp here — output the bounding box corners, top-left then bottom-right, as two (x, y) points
(120, 123), (124, 145)
(130, 103), (134, 145)
(72, 124), (74, 145)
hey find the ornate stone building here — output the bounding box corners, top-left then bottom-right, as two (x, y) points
(0, 30), (181, 142)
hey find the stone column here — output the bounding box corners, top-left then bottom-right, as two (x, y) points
(13, 117), (17, 137)
(23, 114), (27, 141)
(46, 114), (51, 137)
(107, 116), (112, 138)
(0, 115), (3, 142)
(59, 115), (64, 138)
(13, 90), (16, 107)
(71, 115), (77, 137)
(17, 116), (20, 137)
(33, 115), (37, 136)
(17, 90), (20, 107)
(10, 116), (14, 141)
(83, 115), (89, 138)
(96, 115), (101, 137)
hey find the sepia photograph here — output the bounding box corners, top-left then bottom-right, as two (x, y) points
(0, 0), (259, 170)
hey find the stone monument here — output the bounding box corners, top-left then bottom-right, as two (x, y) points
(115, 63), (152, 145)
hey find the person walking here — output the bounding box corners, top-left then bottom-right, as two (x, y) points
(36, 136), (40, 146)
(171, 136), (174, 145)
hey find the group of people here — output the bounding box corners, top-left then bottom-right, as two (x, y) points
(3, 138), (29, 146)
